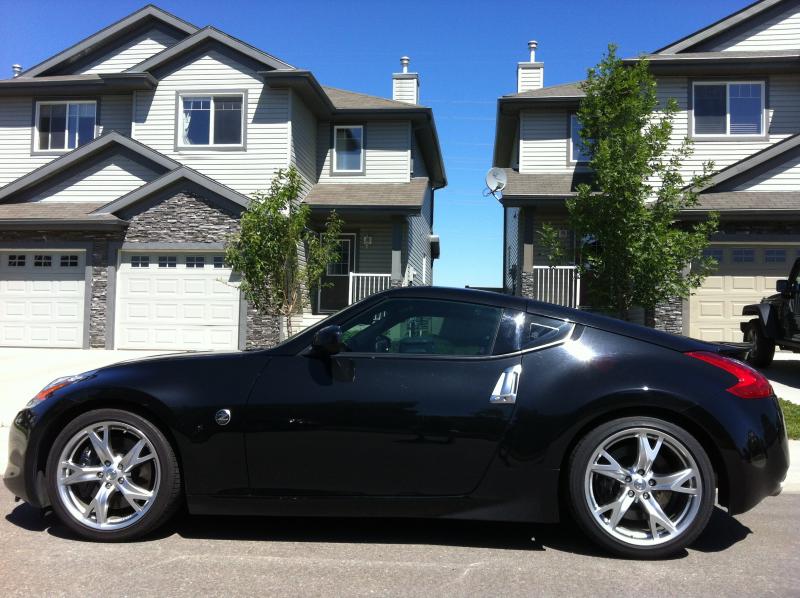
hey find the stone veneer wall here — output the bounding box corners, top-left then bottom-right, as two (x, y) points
(651, 296), (683, 335)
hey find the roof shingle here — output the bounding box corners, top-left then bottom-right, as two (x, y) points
(304, 178), (429, 210)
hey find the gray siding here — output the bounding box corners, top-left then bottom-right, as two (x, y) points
(77, 26), (183, 74)
(99, 94), (133, 136)
(519, 108), (571, 173)
(405, 185), (433, 285)
(356, 224), (393, 273)
(132, 49), (290, 196)
(700, 4), (800, 51)
(0, 95), (136, 187)
(411, 134), (428, 177)
(25, 153), (160, 203)
(518, 75), (800, 185)
(318, 121), (411, 183)
(289, 92), (317, 196)
(733, 152), (800, 190)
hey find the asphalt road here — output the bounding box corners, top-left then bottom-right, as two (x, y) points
(0, 491), (798, 597)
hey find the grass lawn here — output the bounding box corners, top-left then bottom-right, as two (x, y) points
(779, 399), (800, 440)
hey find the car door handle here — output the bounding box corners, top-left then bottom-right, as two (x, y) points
(490, 364), (522, 404)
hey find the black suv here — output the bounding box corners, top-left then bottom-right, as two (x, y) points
(741, 257), (800, 367)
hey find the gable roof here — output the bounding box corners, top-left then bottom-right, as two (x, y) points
(127, 25), (293, 73)
(0, 131), (179, 203)
(502, 81), (585, 101)
(655, 0), (791, 54)
(94, 165), (251, 214)
(18, 5), (198, 78)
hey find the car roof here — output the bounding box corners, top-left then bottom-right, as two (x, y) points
(383, 286), (530, 310)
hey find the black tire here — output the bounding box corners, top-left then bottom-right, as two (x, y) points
(568, 417), (716, 559)
(45, 408), (181, 542)
(744, 320), (775, 368)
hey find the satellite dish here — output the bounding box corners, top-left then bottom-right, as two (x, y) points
(485, 167), (507, 195)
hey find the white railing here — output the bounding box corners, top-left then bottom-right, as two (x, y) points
(530, 265), (581, 308)
(348, 272), (392, 304)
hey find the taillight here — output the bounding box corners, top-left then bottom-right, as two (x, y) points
(685, 351), (774, 399)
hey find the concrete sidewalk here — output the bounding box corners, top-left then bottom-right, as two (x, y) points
(0, 347), (798, 493)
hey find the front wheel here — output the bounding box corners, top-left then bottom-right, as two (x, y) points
(46, 408), (181, 541)
(744, 320), (775, 368)
(568, 417), (716, 559)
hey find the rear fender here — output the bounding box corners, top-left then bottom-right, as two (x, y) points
(741, 303), (779, 338)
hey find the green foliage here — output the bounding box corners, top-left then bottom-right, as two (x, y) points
(565, 45), (719, 317)
(779, 398), (800, 440)
(537, 223), (566, 266)
(225, 167), (342, 338)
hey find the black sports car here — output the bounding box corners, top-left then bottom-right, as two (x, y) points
(3, 287), (789, 558)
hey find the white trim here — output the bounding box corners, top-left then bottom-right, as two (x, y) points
(176, 93), (245, 149)
(692, 81), (766, 138)
(569, 113), (590, 164)
(332, 125), (364, 173)
(34, 100), (98, 152)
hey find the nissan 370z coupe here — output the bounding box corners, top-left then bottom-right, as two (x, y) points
(4, 287), (789, 558)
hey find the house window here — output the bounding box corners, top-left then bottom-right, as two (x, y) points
(7, 255), (25, 267)
(60, 255), (79, 267)
(569, 114), (591, 163)
(36, 101), (97, 151)
(131, 255), (150, 268)
(732, 248), (755, 263)
(213, 256), (226, 269)
(158, 256), (177, 268)
(333, 125), (364, 172)
(179, 95), (243, 147)
(693, 82), (764, 137)
(34, 255), (52, 267)
(765, 249), (786, 263)
(186, 256), (205, 268)
(326, 238), (352, 276)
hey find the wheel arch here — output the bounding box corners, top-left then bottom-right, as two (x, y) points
(32, 397), (184, 507)
(741, 303), (779, 339)
(555, 403), (730, 512)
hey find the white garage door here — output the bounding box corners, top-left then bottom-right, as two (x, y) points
(115, 252), (240, 350)
(689, 244), (797, 343)
(0, 250), (86, 348)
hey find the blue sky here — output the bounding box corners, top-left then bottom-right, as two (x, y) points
(0, 0), (752, 287)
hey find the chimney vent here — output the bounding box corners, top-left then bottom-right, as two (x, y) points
(528, 40), (538, 62)
(393, 56), (419, 104)
(11, 64), (22, 78)
(517, 41), (543, 93)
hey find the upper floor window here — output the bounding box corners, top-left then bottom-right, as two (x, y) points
(179, 95), (243, 147)
(35, 101), (96, 151)
(693, 82), (764, 137)
(570, 114), (591, 163)
(333, 125), (364, 172)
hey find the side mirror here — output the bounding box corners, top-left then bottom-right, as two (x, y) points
(777, 279), (790, 295)
(312, 325), (344, 356)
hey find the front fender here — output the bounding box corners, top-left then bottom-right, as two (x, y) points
(741, 303), (780, 338)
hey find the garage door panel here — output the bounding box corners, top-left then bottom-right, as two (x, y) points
(0, 250), (86, 348)
(116, 253), (240, 351)
(690, 244), (795, 343)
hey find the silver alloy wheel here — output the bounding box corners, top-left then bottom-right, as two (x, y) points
(56, 420), (161, 531)
(583, 427), (702, 547)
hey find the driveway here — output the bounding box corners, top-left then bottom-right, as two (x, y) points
(0, 490), (798, 597)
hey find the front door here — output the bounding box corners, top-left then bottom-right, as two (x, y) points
(318, 234), (356, 313)
(245, 297), (522, 496)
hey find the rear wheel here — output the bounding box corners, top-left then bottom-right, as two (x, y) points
(744, 320), (775, 368)
(568, 417), (715, 559)
(46, 408), (181, 541)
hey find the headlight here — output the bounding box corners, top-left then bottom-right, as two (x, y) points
(26, 373), (92, 408)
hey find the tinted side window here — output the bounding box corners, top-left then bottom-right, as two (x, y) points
(341, 299), (502, 356)
(523, 314), (573, 350)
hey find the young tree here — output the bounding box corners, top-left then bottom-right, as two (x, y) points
(563, 45), (718, 318)
(225, 167), (342, 339)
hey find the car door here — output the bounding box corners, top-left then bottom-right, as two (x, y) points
(788, 258), (800, 341)
(244, 298), (524, 497)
